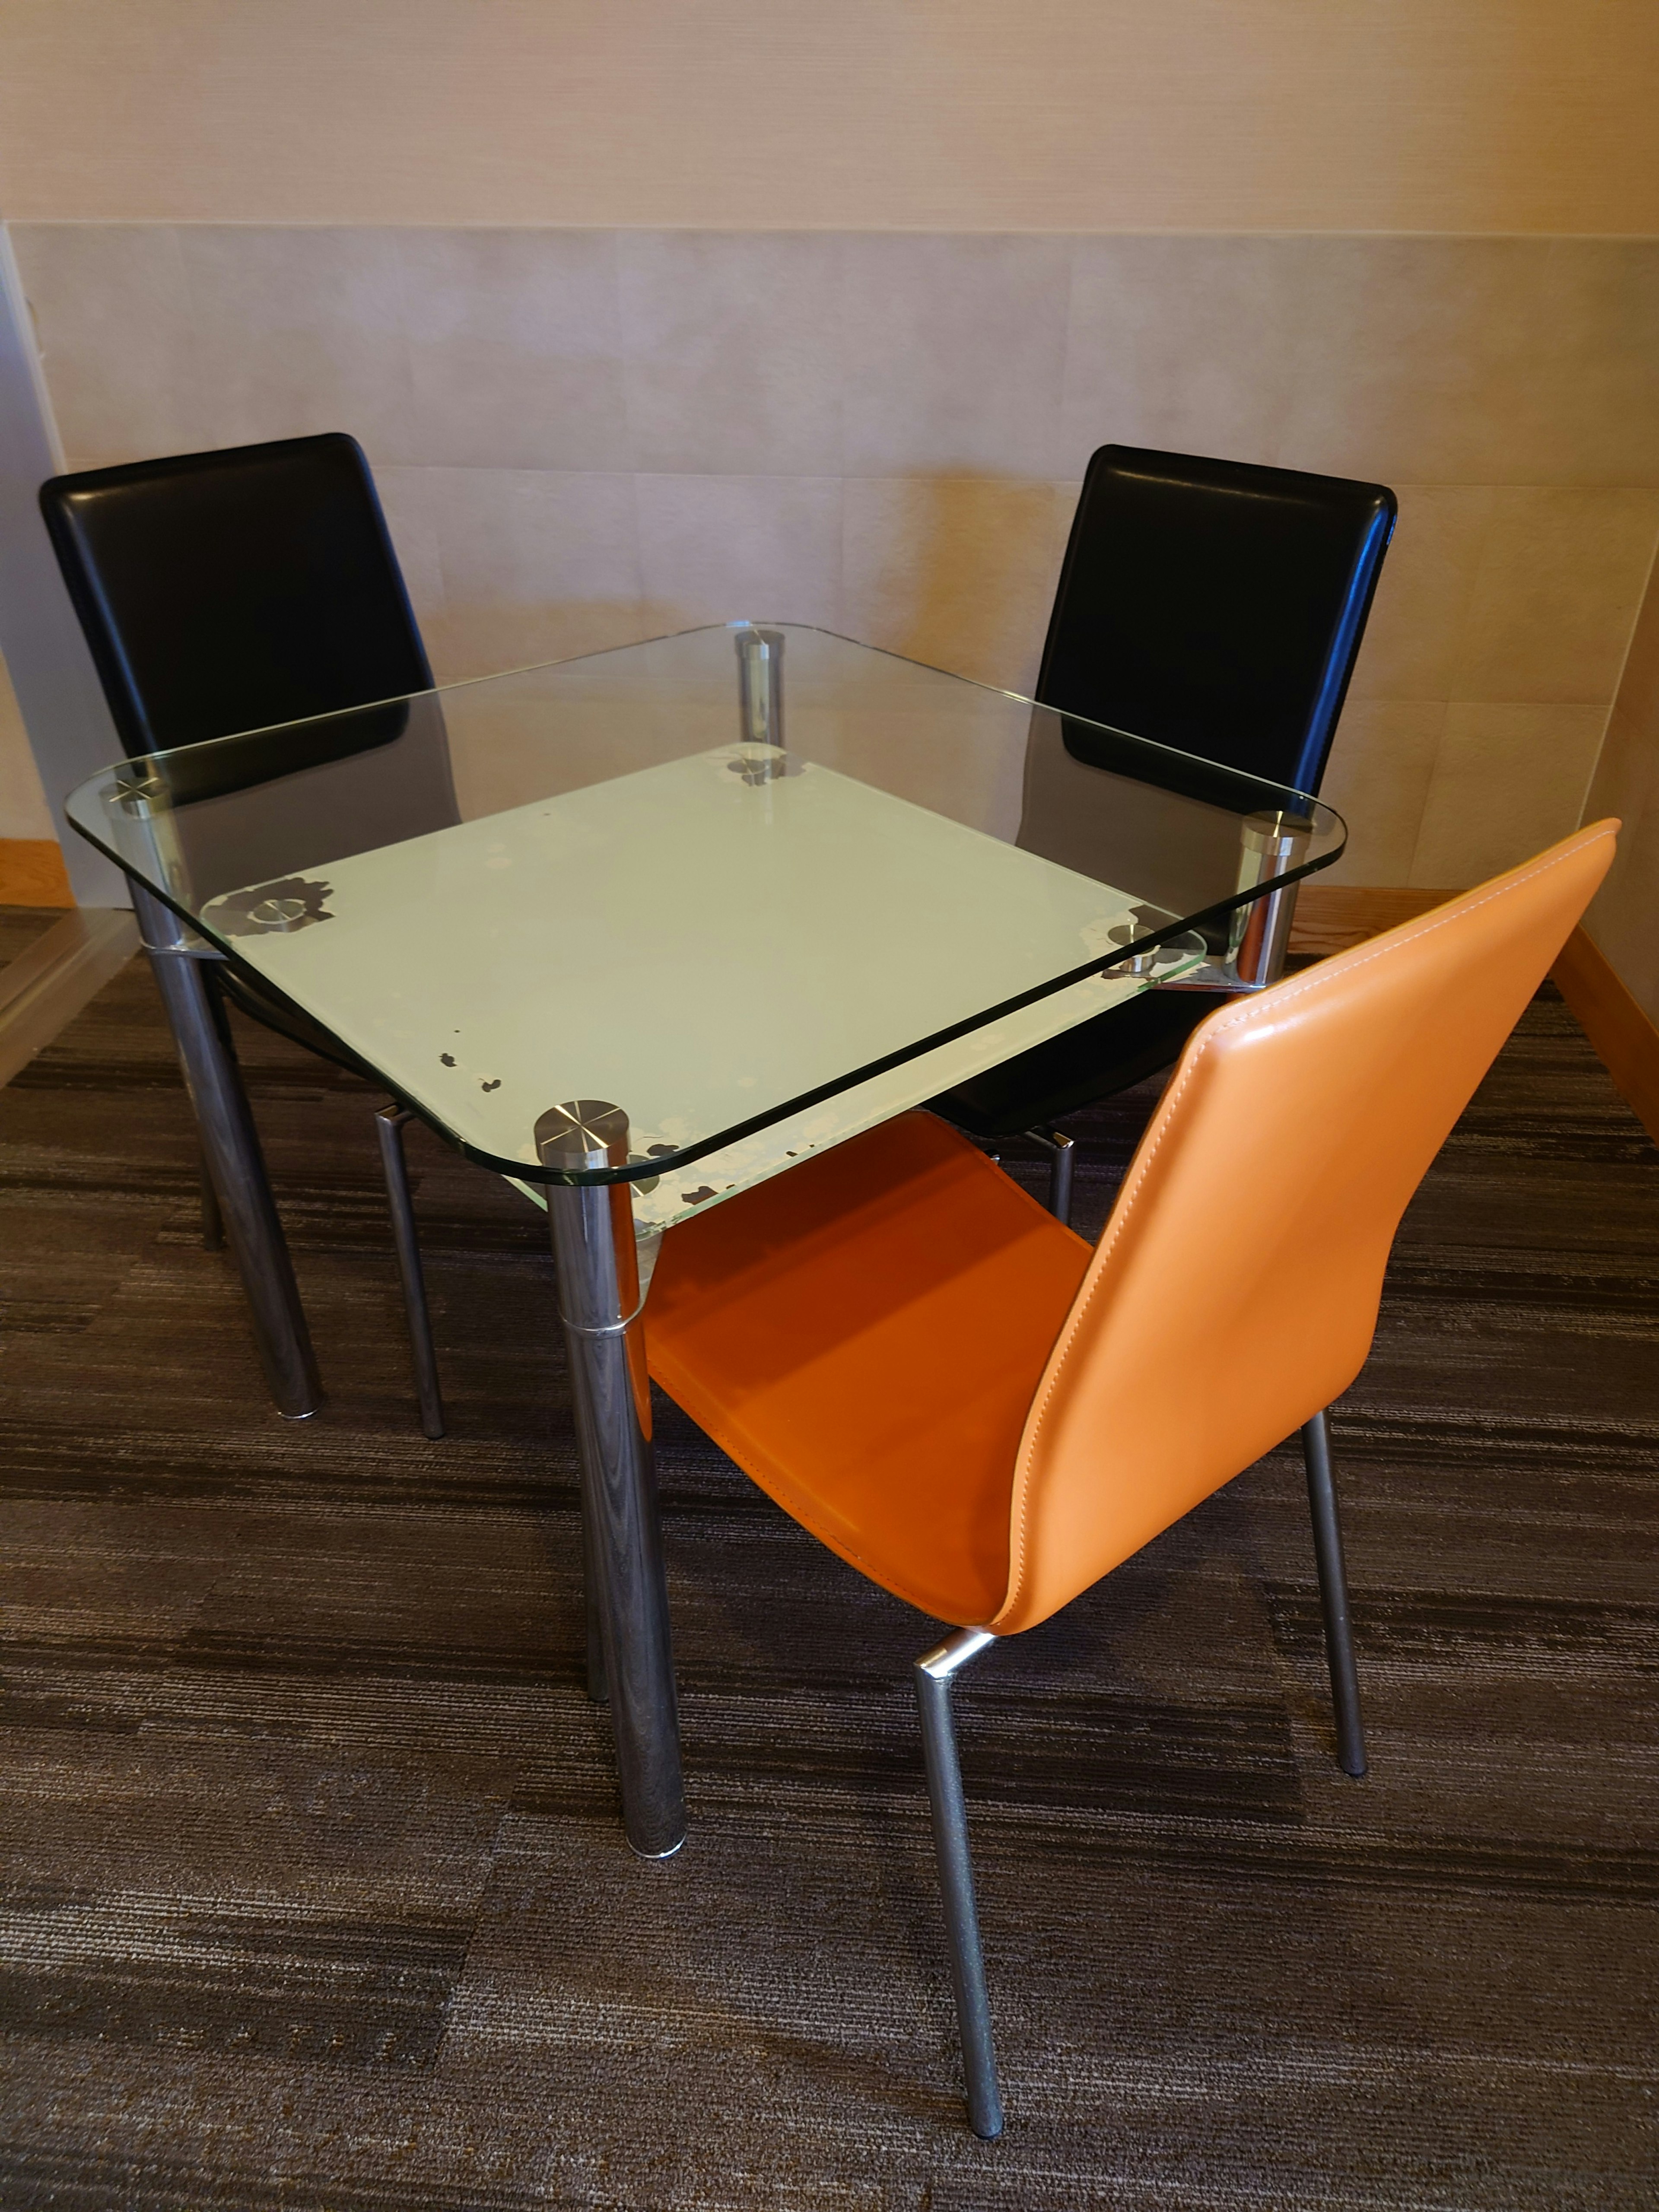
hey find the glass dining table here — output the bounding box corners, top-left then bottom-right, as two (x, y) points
(66, 620), (1345, 1859)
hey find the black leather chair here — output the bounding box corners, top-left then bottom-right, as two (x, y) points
(931, 444), (1396, 1216)
(41, 433), (455, 1433)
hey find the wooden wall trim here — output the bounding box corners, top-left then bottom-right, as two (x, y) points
(1289, 885), (1456, 958)
(1295, 883), (1659, 1146)
(1551, 927), (1659, 1147)
(0, 837), (76, 907)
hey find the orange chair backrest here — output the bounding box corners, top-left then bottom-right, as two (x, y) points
(990, 823), (1618, 1637)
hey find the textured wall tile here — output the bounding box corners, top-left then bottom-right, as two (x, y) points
(1495, 240), (1659, 491)
(171, 227), (416, 463)
(841, 234), (1071, 478)
(397, 229), (628, 470)
(1278, 237), (1659, 489)
(372, 467), (448, 638)
(1606, 542), (1659, 736)
(420, 468), (643, 683)
(0, 651), (54, 841)
(633, 474), (843, 632)
(1411, 701), (1609, 887)
(842, 476), (1071, 694)
(1584, 777), (1659, 1020)
(1456, 489), (1659, 704)
(12, 224), (195, 466)
(1581, 704), (1659, 998)
(1316, 698), (1447, 887)
(1061, 235), (1303, 472)
(1347, 486), (1492, 702)
(619, 232), (843, 476)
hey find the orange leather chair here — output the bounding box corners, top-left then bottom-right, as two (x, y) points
(645, 823), (1617, 2137)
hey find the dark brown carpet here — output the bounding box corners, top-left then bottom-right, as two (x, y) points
(0, 952), (1655, 2210)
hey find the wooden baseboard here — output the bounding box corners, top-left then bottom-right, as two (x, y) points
(1294, 882), (1659, 1146)
(1290, 884), (1459, 957)
(0, 838), (75, 907)
(0, 908), (139, 1087)
(1550, 926), (1659, 1145)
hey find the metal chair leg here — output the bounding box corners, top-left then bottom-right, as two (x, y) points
(374, 1106), (446, 1440)
(1024, 1126), (1076, 1226)
(1300, 1409), (1367, 1777)
(914, 1626), (1004, 2139)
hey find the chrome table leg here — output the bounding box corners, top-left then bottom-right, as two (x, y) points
(374, 1105), (446, 1439)
(580, 1507), (609, 1706)
(197, 1146), (225, 1251)
(537, 1100), (683, 1858)
(130, 881), (321, 1420)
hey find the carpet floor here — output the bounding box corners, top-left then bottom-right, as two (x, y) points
(0, 952), (1655, 2211)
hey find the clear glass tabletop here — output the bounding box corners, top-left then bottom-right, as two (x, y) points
(67, 623), (1344, 1234)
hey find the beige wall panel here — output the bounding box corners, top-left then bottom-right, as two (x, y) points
(1061, 236), (1303, 470)
(632, 474), (844, 637)
(842, 477), (1072, 696)
(1412, 702), (1609, 887)
(0, 647), (54, 841)
(419, 467), (644, 681)
(369, 468), (448, 640)
(1, 3), (1656, 233)
(1605, 544), (1659, 738)
(20, 229), (1657, 495)
(174, 228), (416, 464)
(840, 235), (1072, 479)
(618, 233), (845, 478)
(1346, 486), (1493, 702)
(1581, 705), (1659, 1007)
(1582, 557), (1659, 1020)
(11, 224), (194, 469)
(399, 230), (629, 472)
(1456, 488), (1659, 704)
(1316, 699), (1447, 888)
(1274, 238), (1659, 490)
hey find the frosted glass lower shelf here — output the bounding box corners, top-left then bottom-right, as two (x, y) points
(192, 743), (1204, 1195)
(504, 942), (1201, 1240)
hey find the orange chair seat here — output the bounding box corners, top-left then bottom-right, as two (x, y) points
(645, 1112), (1092, 1625)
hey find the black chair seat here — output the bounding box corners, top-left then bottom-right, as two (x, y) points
(934, 992), (1215, 1139)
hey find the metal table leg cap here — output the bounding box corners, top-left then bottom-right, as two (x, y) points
(629, 1834), (686, 1862)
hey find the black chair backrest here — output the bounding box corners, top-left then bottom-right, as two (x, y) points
(1036, 445), (1396, 796)
(39, 432), (433, 760)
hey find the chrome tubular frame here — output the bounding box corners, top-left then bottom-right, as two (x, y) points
(1159, 809), (1314, 998)
(1300, 1408), (1367, 1776)
(914, 1624), (1004, 2140)
(130, 879), (322, 1420)
(537, 1100), (684, 1859)
(1024, 1126), (1076, 1225)
(374, 1105), (446, 1440)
